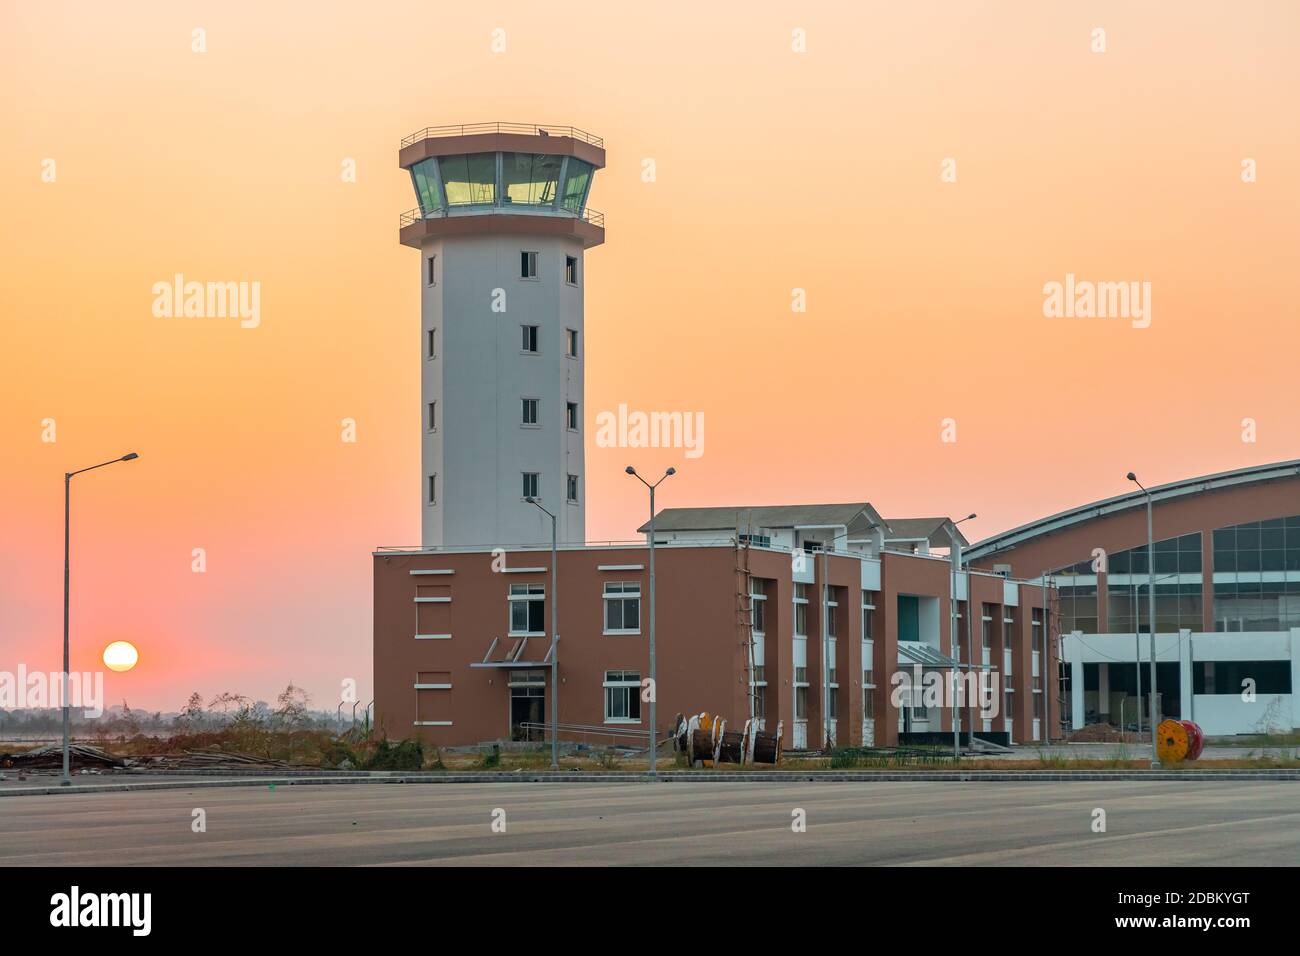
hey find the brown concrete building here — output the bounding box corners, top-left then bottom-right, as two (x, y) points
(373, 508), (1056, 749)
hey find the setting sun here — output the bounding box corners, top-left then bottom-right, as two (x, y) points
(102, 640), (139, 673)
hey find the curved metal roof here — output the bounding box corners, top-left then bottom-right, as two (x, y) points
(965, 458), (1300, 562)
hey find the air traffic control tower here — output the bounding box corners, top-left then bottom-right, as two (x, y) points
(399, 123), (605, 548)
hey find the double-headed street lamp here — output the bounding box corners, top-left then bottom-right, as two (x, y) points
(62, 452), (140, 786)
(625, 465), (675, 778)
(524, 496), (560, 770)
(1126, 472), (1160, 768)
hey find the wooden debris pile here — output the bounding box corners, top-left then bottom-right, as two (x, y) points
(0, 744), (126, 770)
(135, 749), (299, 770)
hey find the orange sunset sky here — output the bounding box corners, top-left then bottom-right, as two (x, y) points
(2, 1), (1297, 712)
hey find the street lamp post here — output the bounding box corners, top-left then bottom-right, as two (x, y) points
(1127, 472), (1160, 767)
(62, 452), (139, 786)
(626, 465), (675, 778)
(524, 496), (559, 769)
(948, 513), (976, 759)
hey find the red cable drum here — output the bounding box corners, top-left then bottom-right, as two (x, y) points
(1181, 720), (1205, 761)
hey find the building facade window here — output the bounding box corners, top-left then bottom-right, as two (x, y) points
(603, 670), (642, 722)
(522, 472), (539, 499)
(427, 474), (436, 505)
(426, 254), (436, 286)
(1054, 559), (1098, 633)
(1212, 516), (1300, 631)
(794, 583), (808, 636)
(602, 581), (641, 634)
(749, 581), (767, 721)
(427, 328), (437, 358)
(1107, 533), (1202, 633)
(1193, 660), (1292, 695)
(566, 401), (578, 430)
(508, 583), (545, 635)
(521, 398), (539, 426)
(503, 152), (561, 205)
(565, 328), (578, 357)
(438, 152), (496, 205)
(521, 324), (539, 352)
(520, 251), (538, 279)
(565, 255), (578, 285)
(427, 401), (436, 432)
(566, 474), (578, 503)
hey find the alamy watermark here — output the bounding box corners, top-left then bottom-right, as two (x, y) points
(0, 666), (104, 717)
(594, 404), (704, 459)
(152, 274), (260, 328)
(1042, 273), (1151, 329)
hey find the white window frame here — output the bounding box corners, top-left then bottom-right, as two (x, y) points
(566, 401), (578, 431)
(508, 583), (546, 637)
(427, 474), (437, 505)
(565, 328), (578, 358)
(566, 473), (578, 503)
(521, 397), (540, 427)
(521, 324), (540, 353)
(565, 254), (579, 285)
(603, 670), (642, 723)
(521, 472), (539, 501)
(602, 581), (642, 635)
(520, 250), (539, 280)
(426, 254), (436, 286)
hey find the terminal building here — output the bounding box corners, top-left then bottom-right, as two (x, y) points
(965, 460), (1300, 737)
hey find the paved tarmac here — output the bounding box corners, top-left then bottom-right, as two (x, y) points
(1, 778), (1296, 866)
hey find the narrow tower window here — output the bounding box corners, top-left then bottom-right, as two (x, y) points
(565, 255), (578, 285)
(520, 251), (538, 279)
(521, 325), (539, 353)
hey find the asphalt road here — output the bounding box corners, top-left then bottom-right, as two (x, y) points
(2, 779), (1296, 866)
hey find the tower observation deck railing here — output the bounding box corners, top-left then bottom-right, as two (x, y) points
(400, 122), (604, 149)
(400, 203), (605, 229)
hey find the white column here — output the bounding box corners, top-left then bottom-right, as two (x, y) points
(1071, 658), (1085, 730)
(1290, 628), (1300, 731)
(1097, 662), (1110, 721)
(1179, 628), (1193, 723)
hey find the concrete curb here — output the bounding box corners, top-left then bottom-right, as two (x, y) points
(4, 768), (1300, 796)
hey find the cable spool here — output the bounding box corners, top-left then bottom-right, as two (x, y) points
(1156, 719), (1206, 763)
(1156, 719), (1189, 763)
